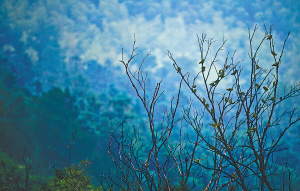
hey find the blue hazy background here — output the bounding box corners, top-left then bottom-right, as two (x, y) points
(0, 0), (299, 189)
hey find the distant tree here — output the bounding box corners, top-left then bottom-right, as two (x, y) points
(101, 21), (300, 190)
(34, 87), (79, 169)
(0, 68), (37, 161)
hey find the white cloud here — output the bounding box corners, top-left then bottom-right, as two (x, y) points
(56, 0), (300, 86)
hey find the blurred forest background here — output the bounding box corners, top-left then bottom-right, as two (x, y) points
(0, 0), (299, 190)
(0, 0), (148, 189)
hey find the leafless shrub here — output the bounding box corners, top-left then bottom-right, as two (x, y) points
(100, 20), (300, 191)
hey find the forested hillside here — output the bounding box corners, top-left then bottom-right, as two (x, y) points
(1, 0), (300, 190)
(0, 1), (147, 189)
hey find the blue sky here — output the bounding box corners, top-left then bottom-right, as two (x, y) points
(55, 0), (300, 88)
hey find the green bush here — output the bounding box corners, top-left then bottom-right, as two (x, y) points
(42, 159), (102, 191)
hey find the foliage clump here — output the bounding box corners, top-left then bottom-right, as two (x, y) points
(42, 159), (102, 191)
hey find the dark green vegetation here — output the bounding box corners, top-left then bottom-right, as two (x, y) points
(0, 0), (145, 189)
(0, 66), (134, 190)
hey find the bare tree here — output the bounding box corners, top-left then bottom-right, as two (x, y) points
(1, 148), (34, 191)
(100, 20), (300, 191)
(52, 130), (92, 191)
